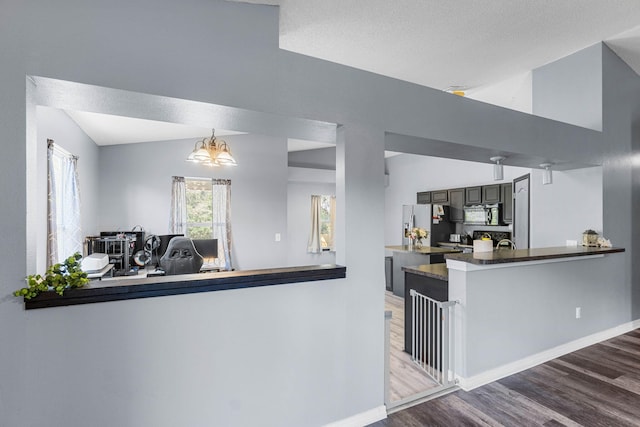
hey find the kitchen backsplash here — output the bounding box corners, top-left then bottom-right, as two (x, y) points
(455, 223), (512, 238)
(471, 230), (512, 243)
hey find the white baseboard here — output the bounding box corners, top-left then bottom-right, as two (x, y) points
(458, 319), (640, 391)
(323, 405), (387, 427)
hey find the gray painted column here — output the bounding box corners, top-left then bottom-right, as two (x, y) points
(335, 123), (387, 406)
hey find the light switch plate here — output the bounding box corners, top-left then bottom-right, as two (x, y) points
(275, 233), (281, 242)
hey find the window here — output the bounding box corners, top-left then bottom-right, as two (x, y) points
(170, 177), (233, 270)
(185, 178), (214, 238)
(318, 195), (335, 250)
(308, 194), (336, 253)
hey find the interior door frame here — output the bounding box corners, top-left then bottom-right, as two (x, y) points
(513, 173), (530, 249)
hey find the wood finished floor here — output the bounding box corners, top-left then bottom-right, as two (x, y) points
(370, 328), (640, 427)
(385, 291), (439, 402)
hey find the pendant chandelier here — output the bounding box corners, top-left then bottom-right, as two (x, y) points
(186, 129), (237, 167)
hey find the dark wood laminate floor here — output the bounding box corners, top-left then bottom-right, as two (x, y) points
(369, 328), (640, 427)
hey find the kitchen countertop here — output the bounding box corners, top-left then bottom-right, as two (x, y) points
(385, 245), (462, 255)
(445, 246), (625, 265)
(437, 242), (474, 249)
(401, 263), (448, 281)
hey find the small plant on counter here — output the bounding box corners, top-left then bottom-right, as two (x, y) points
(410, 227), (429, 245)
(14, 252), (89, 300)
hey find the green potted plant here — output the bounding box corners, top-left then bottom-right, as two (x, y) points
(14, 252), (89, 300)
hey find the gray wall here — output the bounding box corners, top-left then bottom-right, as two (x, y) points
(1, 1), (637, 426)
(529, 166), (603, 247)
(384, 154), (530, 246)
(287, 171), (336, 266)
(288, 146), (337, 169)
(533, 43), (603, 131)
(449, 254), (622, 379)
(384, 154), (604, 249)
(600, 44), (640, 319)
(97, 133), (289, 270)
(533, 43), (638, 321)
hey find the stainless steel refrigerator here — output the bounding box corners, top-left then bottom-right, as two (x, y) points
(402, 204), (455, 247)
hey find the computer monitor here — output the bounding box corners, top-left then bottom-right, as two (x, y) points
(192, 239), (218, 260)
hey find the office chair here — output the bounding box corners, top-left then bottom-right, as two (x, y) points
(159, 237), (203, 275)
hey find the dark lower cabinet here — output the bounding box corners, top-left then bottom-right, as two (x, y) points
(404, 272), (448, 354)
(384, 256), (393, 291)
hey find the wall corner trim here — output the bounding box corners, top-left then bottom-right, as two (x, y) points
(323, 405), (387, 427)
(456, 318), (640, 391)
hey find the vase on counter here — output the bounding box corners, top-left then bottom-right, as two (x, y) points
(415, 239), (423, 249)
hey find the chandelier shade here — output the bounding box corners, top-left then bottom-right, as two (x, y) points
(186, 129), (237, 167)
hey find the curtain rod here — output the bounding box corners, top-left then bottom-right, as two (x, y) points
(182, 176), (231, 185)
(48, 138), (78, 160)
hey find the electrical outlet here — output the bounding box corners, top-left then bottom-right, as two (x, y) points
(575, 307), (581, 319)
(275, 233), (281, 242)
(566, 240), (578, 247)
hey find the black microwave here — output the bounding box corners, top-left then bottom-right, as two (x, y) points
(463, 204), (502, 225)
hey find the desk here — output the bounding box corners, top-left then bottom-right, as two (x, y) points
(86, 264), (114, 281)
(105, 266), (222, 280)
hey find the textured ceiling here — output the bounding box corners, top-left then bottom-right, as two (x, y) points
(65, 1), (640, 166)
(233, 0), (640, 91)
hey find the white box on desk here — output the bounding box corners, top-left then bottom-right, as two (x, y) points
(81, 253), (109, 272)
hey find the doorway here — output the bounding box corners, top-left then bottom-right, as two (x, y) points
(384, 291), (440, 404)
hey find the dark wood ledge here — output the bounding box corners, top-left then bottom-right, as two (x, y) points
(445, 246), (625, 265)
(24, 264), (346, 310)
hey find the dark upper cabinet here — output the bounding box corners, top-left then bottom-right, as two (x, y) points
(417, 191), (431, 204)
(448, 188), (465, 222)
(501, 183), (513, 224)
(465, 186), (482, 205)
(431, 190), (449, 204)
(420, 183), (511, 224)
(482, 184), (501, 204)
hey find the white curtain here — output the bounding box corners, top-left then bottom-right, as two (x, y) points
(47, 140), (82, 266)
(329, 195), (336, 251)
(211, 179), (233, 271)
(46, 141), (58, 267)
(169, 176), (187, 234)
(307, 195), (322, 253)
